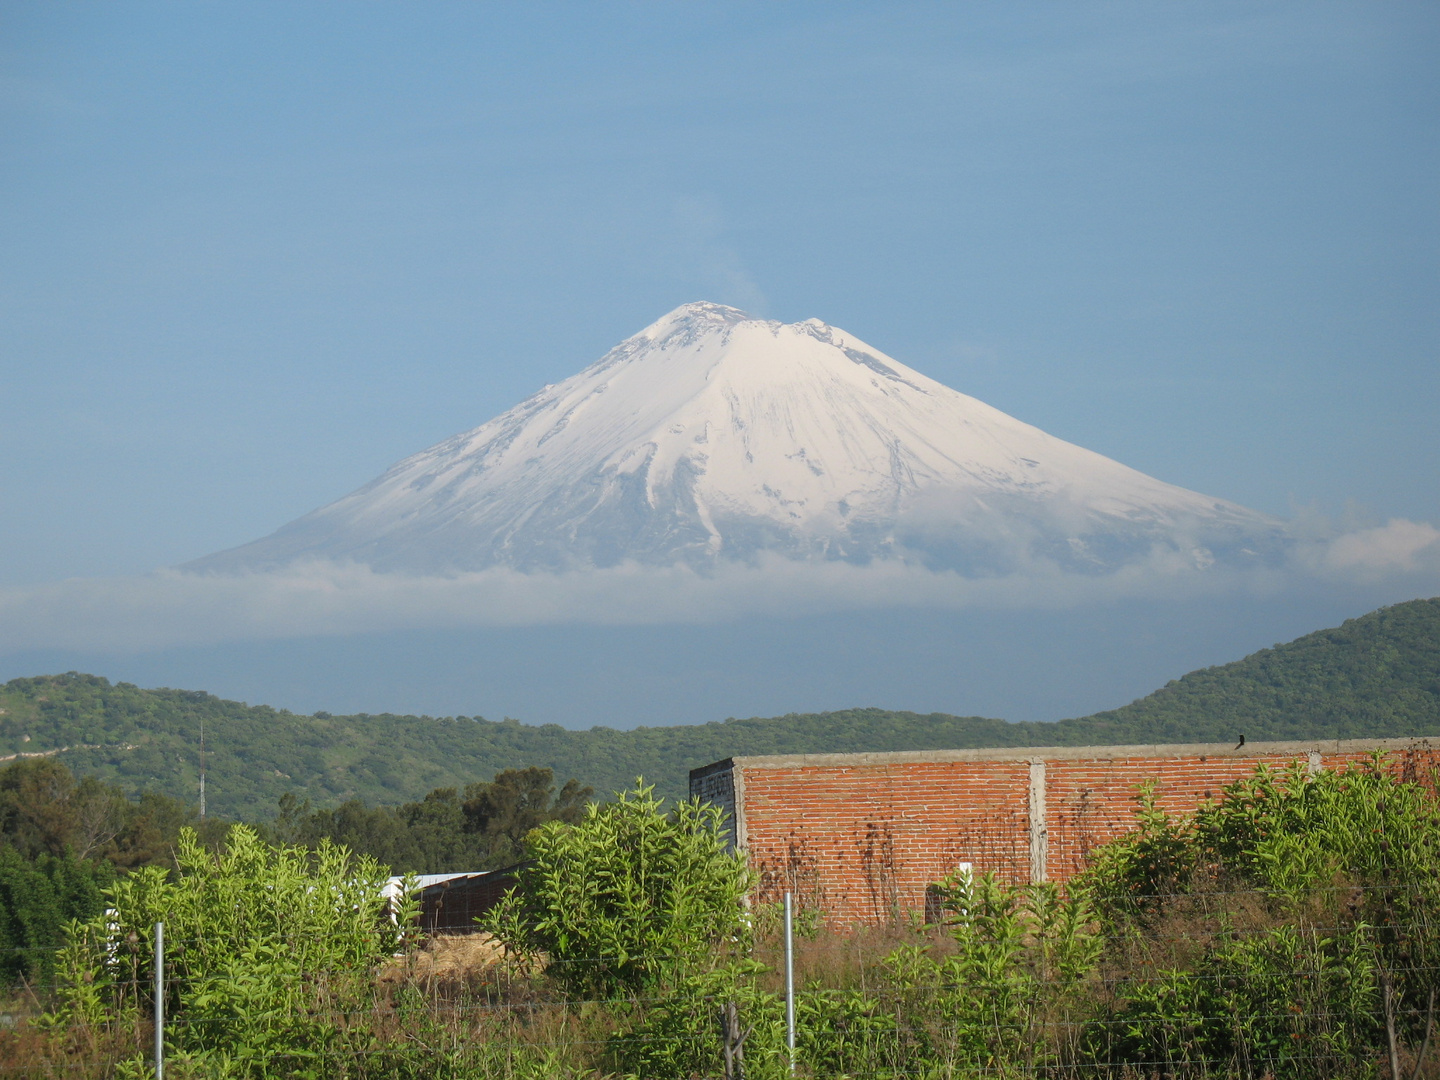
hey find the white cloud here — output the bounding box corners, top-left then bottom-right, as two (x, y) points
(0, 521), (1435, 654)
(1307, 518), (1440, 575)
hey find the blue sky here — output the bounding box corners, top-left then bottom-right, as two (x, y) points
(1, 3), (1436, 724)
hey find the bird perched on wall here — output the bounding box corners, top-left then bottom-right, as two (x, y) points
(1235, 734), (1246, 749)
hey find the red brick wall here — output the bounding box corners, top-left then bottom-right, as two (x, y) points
(742, 760), (1029, 924)
(1045, 752), (1283, 884)
(693, 740), (1439, 927)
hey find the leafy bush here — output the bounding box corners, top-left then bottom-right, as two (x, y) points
(879, 869), (1101, 1073)
(608, 960), (789, 1080)
(1090, 924), (1379, 1078)
(1080, 754), (1440, 1076)
(484, 780), (752, 997)
(1079, 778), (1197, 930)
(793, 987), (899, 1079)
(44, 825), (410, 1077)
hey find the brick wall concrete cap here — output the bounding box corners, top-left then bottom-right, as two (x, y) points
(696, 737), (1433, 774)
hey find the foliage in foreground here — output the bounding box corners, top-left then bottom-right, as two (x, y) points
(42, 825), (409, 1077)
(623, 871), (1107, 1080)
(483, 780), (752, 996)
(620, 755), (1440, 1079)
(1079, 755), (1440, 1077)
(7, 757), (1438, 1078)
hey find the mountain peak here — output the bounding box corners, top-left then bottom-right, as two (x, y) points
(636, 301), (758, 344)
(190, 304), (1285, 577)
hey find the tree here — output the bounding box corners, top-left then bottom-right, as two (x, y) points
(0, 845), (111, 983)
(0, 758), (82, 859)
(462, 766), (591, 865)
(272, 766), (594, 874)
(45, 826), (409, 1076)
(0, 758), (227, 871)
(484, 779), (751, 996)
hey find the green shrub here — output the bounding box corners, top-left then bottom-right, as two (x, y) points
(44, 825), (411, 1077)
(1081, 754), (1439, 1076)
(609, 960), (788, 1080)
(483, 779), (752, 998)
(1090, 923), (1379, 1078)
(876, 869), (1101, 1074)
(794, 987), (901, 1078)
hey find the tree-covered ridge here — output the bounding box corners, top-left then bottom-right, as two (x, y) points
(0, 597), (1436, 819)
(1051, 595), (1440, 744)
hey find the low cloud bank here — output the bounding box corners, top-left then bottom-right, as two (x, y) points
(1, 519), (1436, 654)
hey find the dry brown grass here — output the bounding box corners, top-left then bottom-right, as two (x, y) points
(751, 918), (953, 997)
(0, 989), (142, 1080)
(379, 931), (508, 987)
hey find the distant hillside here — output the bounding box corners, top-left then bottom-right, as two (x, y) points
(1048, 596), (1440, 745)
(1, 598), (1435, 819)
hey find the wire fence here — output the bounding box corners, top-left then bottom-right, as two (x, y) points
(0, 885), (1435, 1080)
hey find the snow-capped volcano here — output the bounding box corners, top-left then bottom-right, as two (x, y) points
(191, 303), (1285, 576)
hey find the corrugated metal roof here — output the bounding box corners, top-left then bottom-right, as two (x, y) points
(381, 871), (499, 901)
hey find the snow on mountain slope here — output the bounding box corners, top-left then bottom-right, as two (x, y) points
(190, 303), (1287, 576)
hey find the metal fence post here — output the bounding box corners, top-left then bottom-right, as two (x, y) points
(783, 891), (795, 1073)
(154, 921), (164, 1080)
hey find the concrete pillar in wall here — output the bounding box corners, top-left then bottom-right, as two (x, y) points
(1028, 759), (1048, 884)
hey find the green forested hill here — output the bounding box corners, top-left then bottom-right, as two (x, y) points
(1, 598), (1436, 819)
(1048, 596), (1440, 745)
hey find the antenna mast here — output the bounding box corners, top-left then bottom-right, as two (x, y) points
(199, 717), (206, 820)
